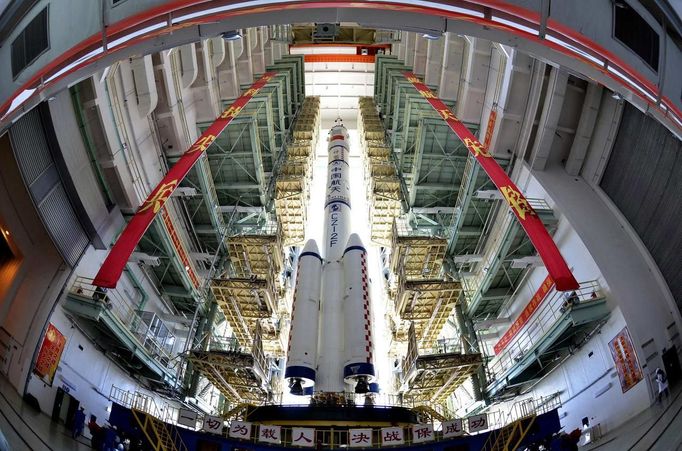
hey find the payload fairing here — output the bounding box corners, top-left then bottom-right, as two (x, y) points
(285, 121), (376, 395)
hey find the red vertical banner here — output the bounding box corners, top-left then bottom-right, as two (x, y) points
(93, 72), (277, 288)
(493, 275), (554, 354)
(34, 323), (66, 386)
(483, 108), (497, 149)
(402, 72), (578, 291)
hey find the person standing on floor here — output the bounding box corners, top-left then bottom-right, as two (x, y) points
(655, 367), (670, 403)
(72, 406), (86, 439)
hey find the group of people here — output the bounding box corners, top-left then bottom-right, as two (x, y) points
(70, 411), (144, 450)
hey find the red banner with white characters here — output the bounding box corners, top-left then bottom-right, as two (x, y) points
(494, 275), (554, 354)
(483, 108), (497, 149)
(93, 72), (277, 288)
(34, 323), (66, 385)
(402, 72), (578, 291)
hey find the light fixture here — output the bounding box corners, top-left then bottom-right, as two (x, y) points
(611, 92), (623, 101)
(222, 30), (242, 41)
(2, 230), (8, 236)
(184, 265), (190, 271)
(422, 32), (441, 40)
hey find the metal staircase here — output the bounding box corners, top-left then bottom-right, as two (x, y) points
(223, 402), (253, 421)
(481, 415), (536, 451)
(412, 404), (450, 423)
(131, 408), (188, 451)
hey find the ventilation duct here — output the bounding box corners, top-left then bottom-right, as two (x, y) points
(130, 54), (158, 117)
(179, 43), (198, 88)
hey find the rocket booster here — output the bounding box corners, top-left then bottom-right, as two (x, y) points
(285, 120), (376, 395)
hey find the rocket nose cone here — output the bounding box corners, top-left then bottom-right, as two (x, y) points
(345, 233), (364, 249)
(302, 239), (320, 255)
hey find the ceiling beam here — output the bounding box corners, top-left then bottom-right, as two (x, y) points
(215, 182), (262, 190)
(217, 205), (265, 214)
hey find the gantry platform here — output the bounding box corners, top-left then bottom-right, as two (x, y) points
(260, 318), (288, 357)
(395, 279), (462, 350)
(275, 96), (319, 246)
(211, 277), (277, 348)
(400, 325), (482, 405)
(390, 219), (448, 283)
(275, 158), (312, 246)
(358, 97), (403, 246)
(187, 332), (270, 405)
(227, 233), (283, 281)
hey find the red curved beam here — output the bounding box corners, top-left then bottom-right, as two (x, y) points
(403, 72), (579, 291)
(93, 72), (277, 288)
(2, 0), (681, 133)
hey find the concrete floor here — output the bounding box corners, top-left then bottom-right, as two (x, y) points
(1, 373), (681, 450)
(0, 376), (91, 451)
(582, 384), (682, 451)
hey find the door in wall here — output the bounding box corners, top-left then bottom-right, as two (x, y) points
(662, 345), (681, 386)
(197, 439), (221, 451)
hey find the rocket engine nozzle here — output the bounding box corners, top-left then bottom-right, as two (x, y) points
(354, 376), (370, 394)
(289, 378), (304, 396)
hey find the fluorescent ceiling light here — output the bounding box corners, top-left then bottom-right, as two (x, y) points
(222, 30), (242, 41)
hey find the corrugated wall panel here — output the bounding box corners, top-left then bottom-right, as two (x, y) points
(10, 109), (52, 184)
(600, 104), (682, 311)
(39, 184), (90, 266)
(9, 109), (89, 267)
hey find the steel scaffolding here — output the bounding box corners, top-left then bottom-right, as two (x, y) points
(390, 217), (448, 283)
(400, 324), (482, 405)
(358, 97), (403, 246)
(187, 329), (270, 405)
(395, 279), (462, 350)
(275, 96), (320, 246)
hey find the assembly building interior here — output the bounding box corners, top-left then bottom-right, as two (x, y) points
(0, 0), (681, 450)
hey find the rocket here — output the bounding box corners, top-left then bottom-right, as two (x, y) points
(285, 120), (376, 395)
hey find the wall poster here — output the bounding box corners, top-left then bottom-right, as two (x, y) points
(609, 326), (643, 393)
(33, 323), (66, 386)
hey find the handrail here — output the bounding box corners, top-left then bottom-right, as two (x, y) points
(70, 276), (179, 373)
(487, 280), (605, 380)
(110, 385), (561, 447)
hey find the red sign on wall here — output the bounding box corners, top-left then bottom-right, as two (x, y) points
(494, 275), (555, 354)
(34, 323), (66, 386)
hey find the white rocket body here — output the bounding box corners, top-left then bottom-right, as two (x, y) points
(285, 121), (376, 395)
(284, 240), (322, 390)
